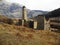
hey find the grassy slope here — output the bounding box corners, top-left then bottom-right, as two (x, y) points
(0, 22), (60, 45)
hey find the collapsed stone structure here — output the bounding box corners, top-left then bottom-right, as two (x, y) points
(18, 6), (50, 30)
(16, 6), (60, 30)
(46, 8), (60, 30)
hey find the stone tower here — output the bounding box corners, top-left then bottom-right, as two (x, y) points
(22, 6), (28, 26)
(22, 6), (28, 21)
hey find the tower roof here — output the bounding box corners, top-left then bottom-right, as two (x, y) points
(22, 6), (26, 8)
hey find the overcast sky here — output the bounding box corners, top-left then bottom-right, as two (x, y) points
(6, 0), (60, 11)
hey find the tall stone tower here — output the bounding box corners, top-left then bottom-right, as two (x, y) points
(22, 6), (28, 21)
(22, 6), (28, 26)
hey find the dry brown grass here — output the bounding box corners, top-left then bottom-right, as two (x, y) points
(0, 15), (60, 45)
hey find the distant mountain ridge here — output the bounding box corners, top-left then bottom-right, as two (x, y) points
(0, 3), (23, 18)
(28, 10), (48, 18)
(46, 8), (60, 17)
(0, 1), (48, 18)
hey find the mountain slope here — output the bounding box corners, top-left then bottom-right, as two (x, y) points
(0, 1), (48, 18)
(28, 10), (48, 18)
(47, 8), (60, 17)
(0, 2), (23, 18)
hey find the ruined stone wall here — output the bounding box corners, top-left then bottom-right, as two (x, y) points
(50, 17), (60, 30)
(34, 15), (45, 30)
(44, 17), (50, 30)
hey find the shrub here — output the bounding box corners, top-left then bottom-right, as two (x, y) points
(7, 18), (13, 25)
